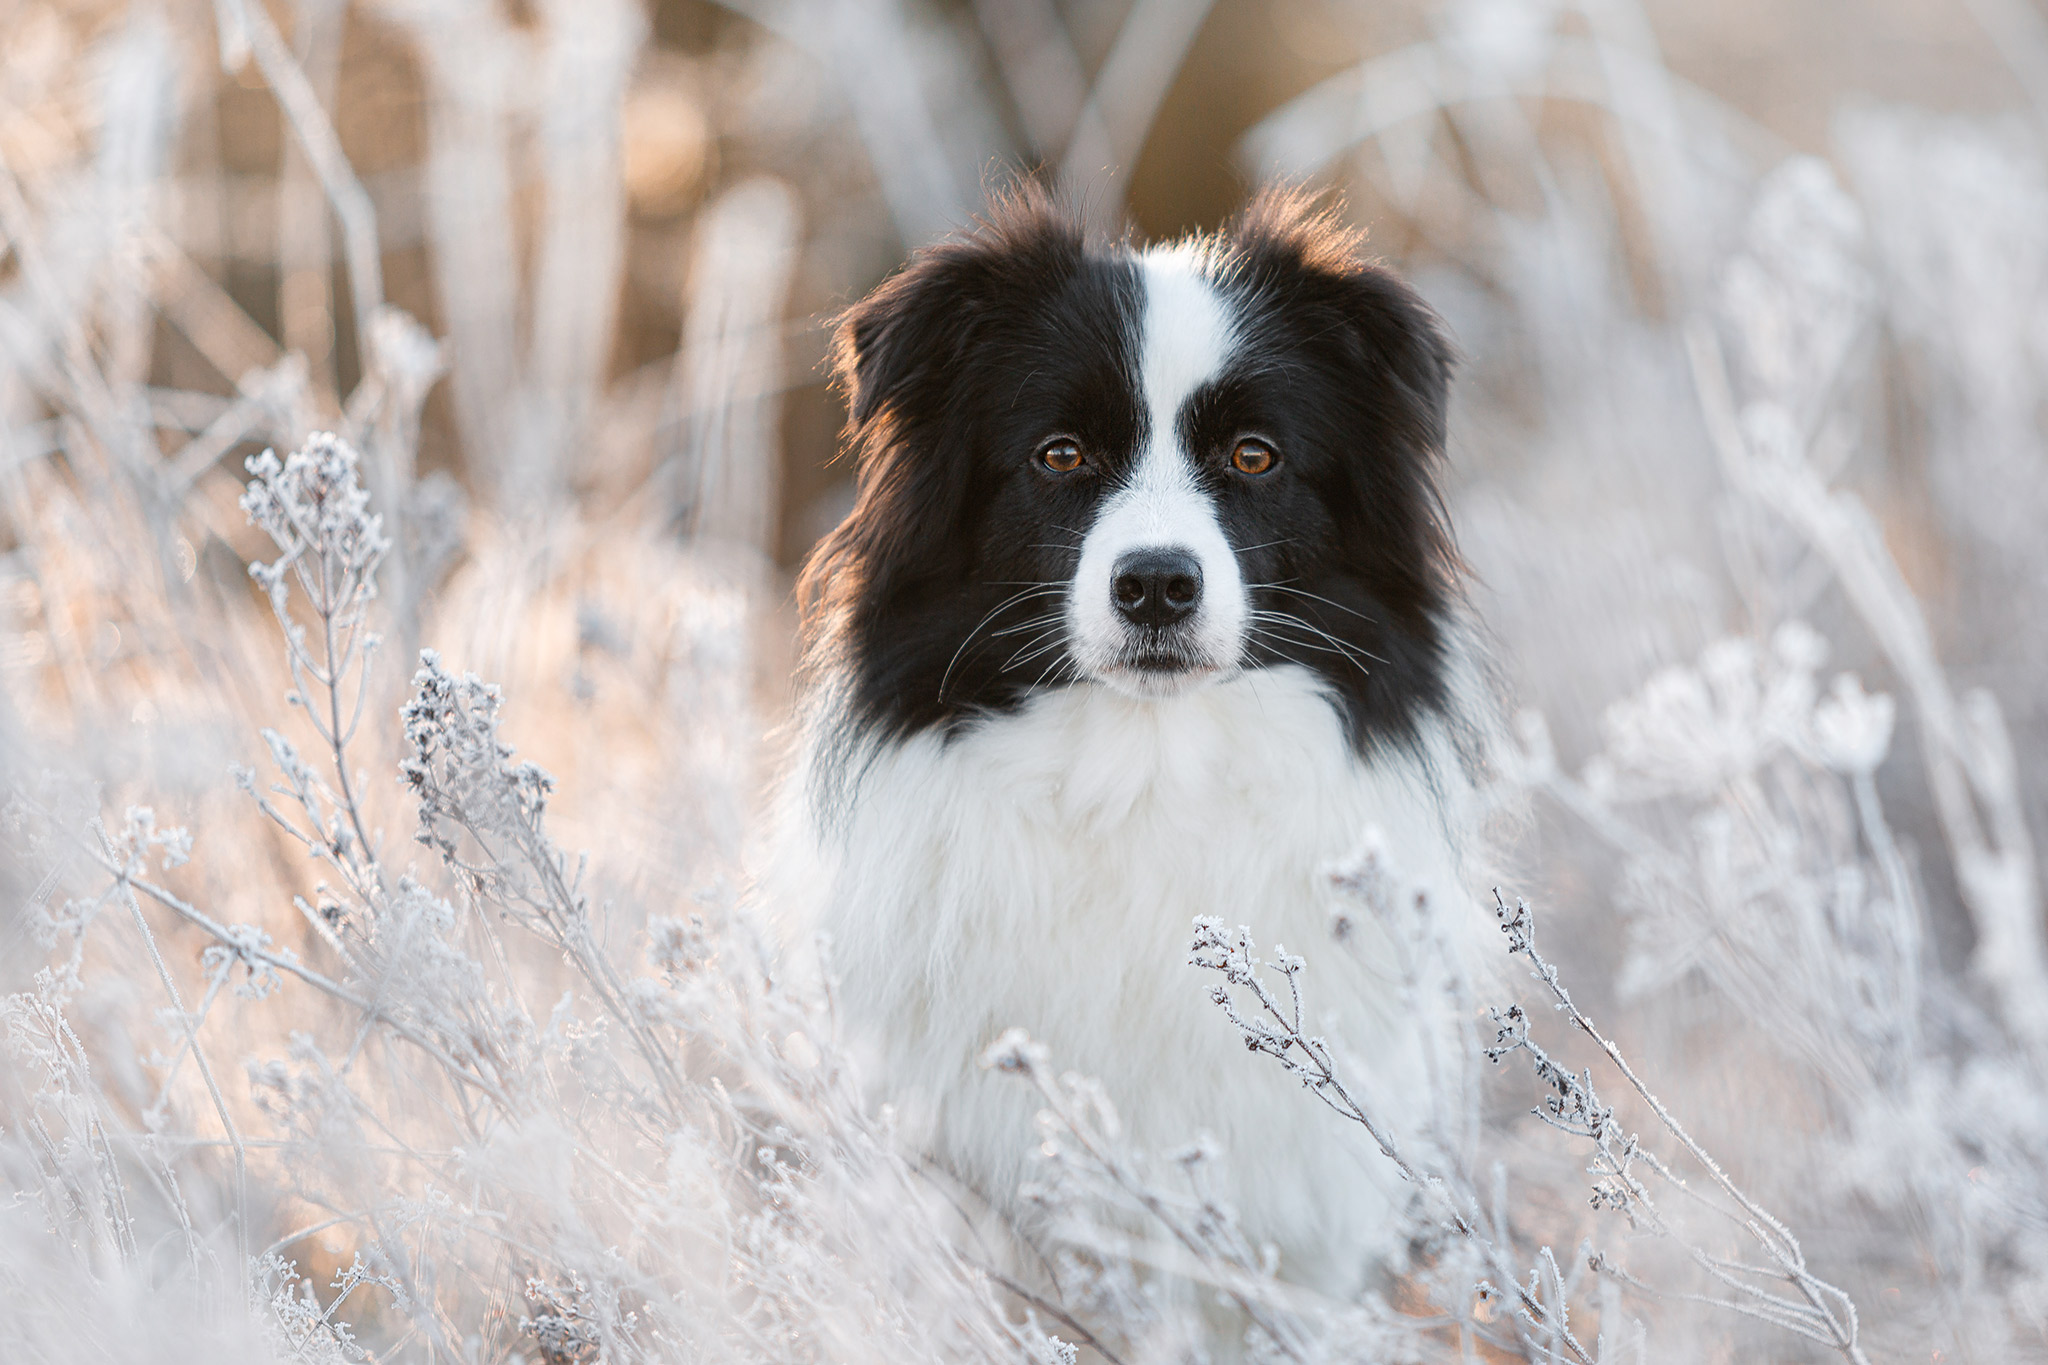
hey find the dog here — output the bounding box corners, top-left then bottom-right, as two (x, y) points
(772, 185), (1492, 1303)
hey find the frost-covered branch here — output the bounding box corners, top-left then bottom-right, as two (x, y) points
(240, 434), (391, 908)
(1486, 891), (1870, 1364)
(1687, 318), (2048, 1048)
(981, 1027), (1321, 1362)
(1187, 915), (1596, 1365)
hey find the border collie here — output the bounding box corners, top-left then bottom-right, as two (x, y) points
(774, 186), (1489, 1300)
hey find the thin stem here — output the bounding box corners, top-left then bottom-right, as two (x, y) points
(1494, 892), (1869, 1364)
(110, 843), (250, 1295)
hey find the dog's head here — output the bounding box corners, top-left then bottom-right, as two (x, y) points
(801, 186), (1462, 754)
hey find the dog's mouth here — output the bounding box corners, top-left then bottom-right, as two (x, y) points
(1126, 650), (1201, 673)
(1092, 639), (1227, 698)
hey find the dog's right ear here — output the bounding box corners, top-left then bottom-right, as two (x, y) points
(832, 183), (1085, 433)
(804, 185), (1086, 645)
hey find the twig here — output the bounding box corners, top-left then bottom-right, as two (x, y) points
(1188, 919), (1597, 1365)
(982, 1029), (1321, 1363)
(212, 0), (385, 384)
(975, 1261), (1130, 1365)
(1488, 891), (1870, 1364)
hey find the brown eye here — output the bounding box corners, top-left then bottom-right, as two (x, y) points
(1040, 438), (1085, 473)
(1231, 438), (1276, 475)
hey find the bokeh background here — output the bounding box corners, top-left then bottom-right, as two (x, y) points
(5, 1), (2048, 1362)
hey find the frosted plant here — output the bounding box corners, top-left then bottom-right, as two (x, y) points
(1509, 623), (1926, 1083)
(1483, 891), (1869, 1362)
(981, 830), (1613, 1364)
(237, 434), (392, 910)
(254, 1251), (385, 1363)
(1181, 843), (1872, 1362)
(4, 428), (1093, 1362)
(1186, 909), (1597, 1365)
(1692, 158), (2045, 1047)
(981, 1026), (1327, 1364)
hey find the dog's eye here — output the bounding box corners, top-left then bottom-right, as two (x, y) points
(1231, 438), (1277, 476)
(1039, 438), (1085, 474)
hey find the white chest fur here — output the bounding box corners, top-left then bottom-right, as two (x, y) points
(778, 665), (1473, 1295)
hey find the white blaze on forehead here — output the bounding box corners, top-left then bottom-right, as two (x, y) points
(1134, 247), (1234, 486)
(1065, 246), (1248, 696)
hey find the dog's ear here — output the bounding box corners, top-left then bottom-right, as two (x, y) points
(832, 182), (1086, 432)
(1225, 186), (1455, 460)
(1225, 187), (1464, 619)
(804, 186), (1087, 641)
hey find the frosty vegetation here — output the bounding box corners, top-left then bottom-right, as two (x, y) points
(3, 0), (2047, 1361)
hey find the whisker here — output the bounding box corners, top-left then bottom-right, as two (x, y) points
(1017, 526), (1090, 555)
(989, 612), (1067, 639)
(1251, 609), (1383, 664)
(1244, 629), (1366, 677)
(1248, 581), (1381, 628)
(938, 584), (1068, 701)
(1246, 609), (1384, 676)
(1026, 650), (1082, 694)
(1246, 619), (1360, 662)
(1002, 627), (1070, 671)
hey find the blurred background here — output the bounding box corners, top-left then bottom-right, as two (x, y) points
(5, 0), (2042, 864)
(10, 0), (2042, 564)
(6, 0), (2048, 1361)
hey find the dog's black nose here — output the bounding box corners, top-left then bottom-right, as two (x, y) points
(1111, 549), (1203, 629)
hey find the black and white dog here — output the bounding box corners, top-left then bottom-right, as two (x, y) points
(774, 187), (1490, 1297)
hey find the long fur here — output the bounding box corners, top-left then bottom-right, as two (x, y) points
(772, 186), (1491, 1299)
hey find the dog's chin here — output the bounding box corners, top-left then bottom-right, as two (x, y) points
(1087, 646), (1232, 701)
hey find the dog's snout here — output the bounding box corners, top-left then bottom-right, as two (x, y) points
(1111, 548), (1203, 629)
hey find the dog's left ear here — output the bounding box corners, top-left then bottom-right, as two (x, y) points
(1225, 187), (1456, 461)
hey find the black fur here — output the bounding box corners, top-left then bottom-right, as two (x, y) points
(800, 185), (1462, 756)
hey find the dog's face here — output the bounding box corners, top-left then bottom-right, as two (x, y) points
(802, 188), (1462, 754)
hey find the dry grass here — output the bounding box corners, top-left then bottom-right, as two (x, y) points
(4, 1), (2048, 1360)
